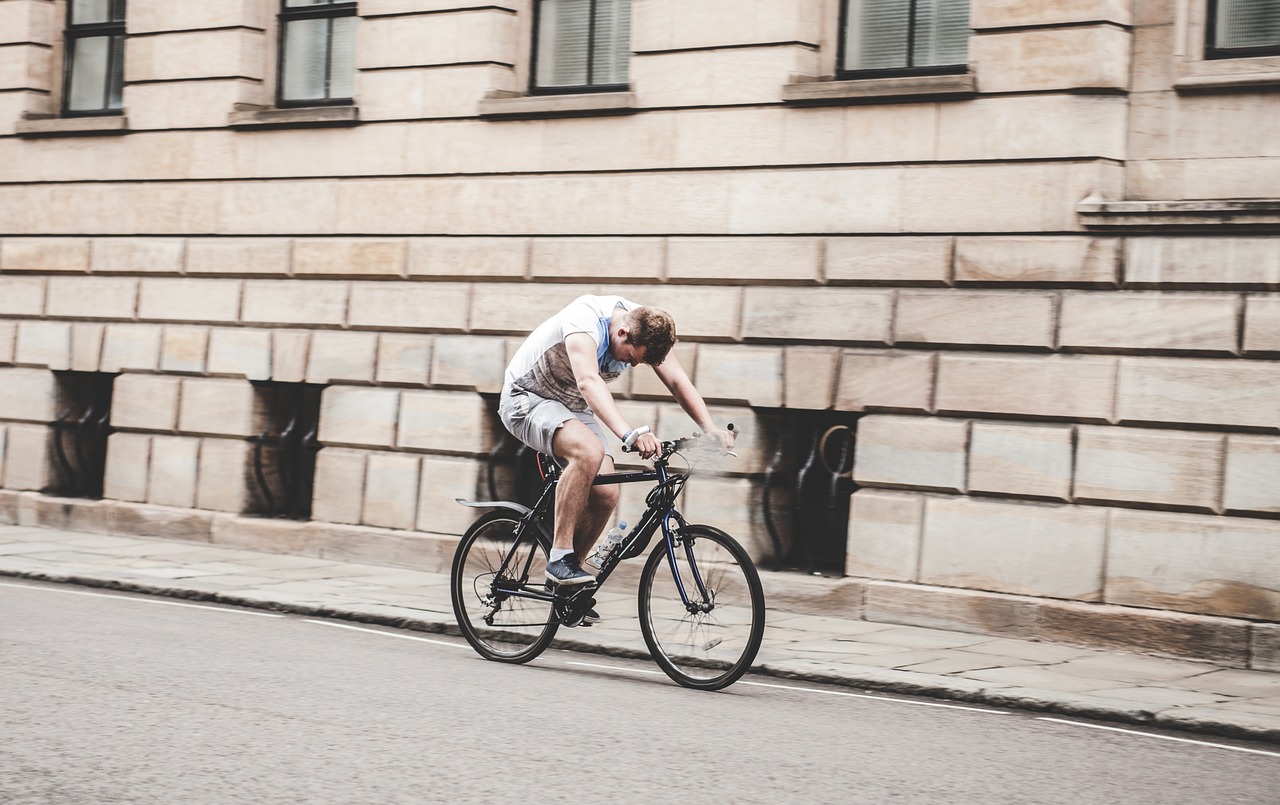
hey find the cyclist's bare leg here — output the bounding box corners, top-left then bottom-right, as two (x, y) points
(551, 420), (619, 559)
(575, 455), (619, 558)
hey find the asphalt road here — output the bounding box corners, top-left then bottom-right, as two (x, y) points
(2, 578), (1277, 805)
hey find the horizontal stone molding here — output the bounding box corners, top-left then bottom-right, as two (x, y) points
(1080, 199), (1280, 231)
(0, 162), (1122, 236)
(5, 236), (1270, 304)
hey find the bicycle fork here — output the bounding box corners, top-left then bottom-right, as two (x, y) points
(659, 512), (716, 616)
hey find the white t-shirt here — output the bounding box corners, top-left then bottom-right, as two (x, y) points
(504, 294), (639, 412)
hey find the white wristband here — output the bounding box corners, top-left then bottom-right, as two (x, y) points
(623, 425), (650, 448)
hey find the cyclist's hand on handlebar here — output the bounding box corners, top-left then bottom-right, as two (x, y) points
(706, 427), (736, 453)
(633, 432), (662, 459)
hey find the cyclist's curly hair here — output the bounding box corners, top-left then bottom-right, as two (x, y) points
(626, 306), (677, 366)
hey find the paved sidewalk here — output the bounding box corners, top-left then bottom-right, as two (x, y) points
(2, 522), (1278, 745)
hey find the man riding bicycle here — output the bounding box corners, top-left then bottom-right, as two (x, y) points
(498, 294), (736, 589)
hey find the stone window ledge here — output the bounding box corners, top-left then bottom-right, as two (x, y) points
(1174, 54), (1280, 94)
(1078, 198), (1280, 229)
(228, 105), (360, 130)
(16, 116), (129, 138)
(478, 91), (636, 119)
(1175, 70), (1280, 93)
(782, 71), (977, 105)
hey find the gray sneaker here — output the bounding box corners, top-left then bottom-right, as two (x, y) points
(546, 555), (595, 587)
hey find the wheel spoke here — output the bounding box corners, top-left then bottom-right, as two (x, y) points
(451, 513), (558, 663)
(639, 526), (765, 690)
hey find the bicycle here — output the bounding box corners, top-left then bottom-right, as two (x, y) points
(449, 428), (766, 691)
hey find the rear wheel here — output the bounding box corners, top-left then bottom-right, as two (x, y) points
(638, 525), (765, 690)
(451, 510), (559, 663)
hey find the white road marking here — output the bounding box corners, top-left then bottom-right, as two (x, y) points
(0, 580), (284, 617)
(567, 661), (663, 675)
(1036, 718), (1280, 758)
(567, 660), (1010, 714)
(304, 619), (468, 648)
(739, 680), (1011, 714)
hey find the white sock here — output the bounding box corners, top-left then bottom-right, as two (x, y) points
(550, 548), (573, 562)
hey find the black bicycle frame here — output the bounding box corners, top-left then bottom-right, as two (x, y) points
(489, 457), (709, 611)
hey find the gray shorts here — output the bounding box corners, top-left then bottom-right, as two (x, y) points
(499, 387), (608, 458)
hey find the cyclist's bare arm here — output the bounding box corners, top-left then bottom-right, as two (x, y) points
(564, 333), (661, 458)
(652, 353), (736, 452)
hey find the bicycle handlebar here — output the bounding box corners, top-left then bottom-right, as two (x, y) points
(621, 423), (737, 459)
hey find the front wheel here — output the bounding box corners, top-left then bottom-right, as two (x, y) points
(638, 525), (765, 690)
(451, 510), (559, 663)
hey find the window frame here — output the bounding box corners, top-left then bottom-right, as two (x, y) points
(836, 0), (971, 81)
(529, 0), (631, 96)
(275, 0), (358, 109)
(61, 0), (127, 117)
(1205, 0), (1280, 60)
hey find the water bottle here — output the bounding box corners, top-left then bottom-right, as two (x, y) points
(587, 521), (628, 569)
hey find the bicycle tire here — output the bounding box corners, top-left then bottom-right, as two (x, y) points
(451, 509), (559, 663)
(637, 524), (766, 690)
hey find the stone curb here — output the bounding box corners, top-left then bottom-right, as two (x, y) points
(5, 566), (1278, 747)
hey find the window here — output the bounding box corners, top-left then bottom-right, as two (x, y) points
(249, 382), (321, 519)
(50, 372), (117, 499)
(840, 0), (970, 78)
(1207, 0), (1280, 59)
(63, 0), (126, 116)
(532, 0), (631, 94)
(277, 0), (357, 107)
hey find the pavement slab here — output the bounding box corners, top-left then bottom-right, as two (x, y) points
(1082, 686), (1236, 708)
(855, 625), (993, 650)
(959, 638), (1097, 664)
(1173, 669), (1280, 698)
(894, 651), (1038, 676)
(1048, 654), (1219, 684)
(1, 521), (1277, 745)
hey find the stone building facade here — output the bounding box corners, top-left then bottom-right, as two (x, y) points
(0, 0), (1277, 668)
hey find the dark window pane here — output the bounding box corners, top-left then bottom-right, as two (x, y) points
(70, 0), (112, 25)
(843, 0), (969, 73)
(912, 0), (970, 67)
(591, 0), (631, 85)
(537, 0), (592, 88)
(286, 0), (340, 7)
(282, 18), (330, 101)
(328, 16), (356, 99)
(844, 0), (910, 72)
(107, 34), (125, 109)
(67, 35), (110, 111)
(1215, 0), (1280, 50)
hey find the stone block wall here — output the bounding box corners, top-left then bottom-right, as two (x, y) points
(0, 0), (1278, 643)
